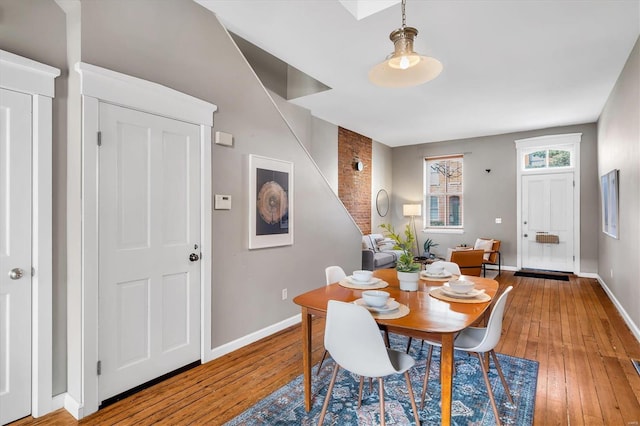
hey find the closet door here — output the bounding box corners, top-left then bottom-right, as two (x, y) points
(0, 88), (32, 424)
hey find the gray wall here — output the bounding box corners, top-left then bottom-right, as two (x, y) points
(597, 36), (640, 331)
(79, 0), (362, 345)
(372, 141), (393, 233)
(310, 116), (339, 194)
(0, 0), (69, 396)
(390, 123), (599, 272)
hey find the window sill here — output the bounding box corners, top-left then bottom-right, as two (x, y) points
(422, 228), (464, 234)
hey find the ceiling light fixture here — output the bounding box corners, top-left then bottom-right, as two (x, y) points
(369, 0), (443, 88)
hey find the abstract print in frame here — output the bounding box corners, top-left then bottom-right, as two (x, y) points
(249, 154), (293, 249)
(600, 168), (619, 239)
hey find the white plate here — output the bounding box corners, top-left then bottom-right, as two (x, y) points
(356, 298), (400, 313)
(347, 276), (381, 285)
(421, 270), (452, 279)
(440, 285), (485, 299)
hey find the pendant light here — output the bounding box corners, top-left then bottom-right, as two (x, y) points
(369, 0), (443, 88)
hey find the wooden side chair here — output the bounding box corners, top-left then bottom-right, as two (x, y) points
(450, 249), (485, 276)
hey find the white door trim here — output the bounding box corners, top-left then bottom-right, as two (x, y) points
(76, 63), (216, 417)
(0, 49), (60, 418)
(515, 133), (582, 273)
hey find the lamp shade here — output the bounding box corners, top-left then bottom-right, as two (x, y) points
(403, 204), (422, 217)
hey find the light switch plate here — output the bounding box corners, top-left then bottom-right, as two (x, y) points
(495, 218), (502, 224)
(214, 194), (232, 210)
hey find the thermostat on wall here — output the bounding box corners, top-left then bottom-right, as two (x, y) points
(214, 194), (232, 210)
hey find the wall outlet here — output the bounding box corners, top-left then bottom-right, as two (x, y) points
(282, 288), (288, 300)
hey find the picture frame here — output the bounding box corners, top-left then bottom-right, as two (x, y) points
(249, 154), (294, 249)
(600, 169), (619, 239)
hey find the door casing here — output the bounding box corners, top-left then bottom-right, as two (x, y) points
(75, 62), (216, 418)
(515, 133), (582, 273)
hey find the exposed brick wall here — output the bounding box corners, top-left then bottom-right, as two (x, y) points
(338, 127), (371, 234)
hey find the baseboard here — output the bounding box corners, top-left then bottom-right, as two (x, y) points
(51, 393), (66, 411)
(597, 274), (640, 343)
(63, 393), (83, 420)
(204, 313), (302, 362)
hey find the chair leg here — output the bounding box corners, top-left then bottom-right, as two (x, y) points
(405, 337), (413, 353)
(316, 349), (328, 375)
(358, 376), (364, 408)
(490, 350), (514, 405)
(474, 352), (501, 424)
(404, 371), (421, 426)
(383, 330), (390, 347)
(420, 345), (434, 409)
(318, 364), (340, 426)
(378, 377), (386, 426)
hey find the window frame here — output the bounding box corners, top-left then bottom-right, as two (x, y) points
(423, 154), (464, 233)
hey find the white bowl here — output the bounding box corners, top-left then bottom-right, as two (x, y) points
(448, 279), (475, 294)
(427, 265), (445, 274)
(362, 290), (390, 307)
(352, 270), (373, 282)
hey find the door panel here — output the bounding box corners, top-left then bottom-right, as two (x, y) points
(98, 102), (201, 402)
(522, 173), (574, 271)
(0, 88), (32, 424)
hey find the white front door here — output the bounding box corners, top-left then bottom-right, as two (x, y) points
(98, 102), (202, 402)
(0, 88), (32, 424)
(521, 172), (574, 272)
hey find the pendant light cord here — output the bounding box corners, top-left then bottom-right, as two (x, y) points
(401, 0), (407, 29)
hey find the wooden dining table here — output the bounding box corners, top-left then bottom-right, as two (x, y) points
(292, 268), (499, 425)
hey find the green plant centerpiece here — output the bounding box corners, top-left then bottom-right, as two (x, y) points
(380, 223), (421, 291)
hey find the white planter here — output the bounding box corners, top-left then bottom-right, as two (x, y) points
(397, 270), (420, 291)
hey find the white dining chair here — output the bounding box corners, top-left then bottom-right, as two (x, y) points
(420, 286), (514, 422)
(428, 260), (461, 276)
(316, 266), (348, 374)
(318, 300), (421, 426)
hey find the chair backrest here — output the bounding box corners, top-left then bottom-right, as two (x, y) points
(429, 260), (461, 276)
(450, 249), (484, 276)
(477, 238), (501, 264)
(470, 286), (513, 353)
(324, 300), (398, 378)
(325, 266), (346, 285)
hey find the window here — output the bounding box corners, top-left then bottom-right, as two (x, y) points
(424, 155), (463, 229)
(522, 146), (573, 170)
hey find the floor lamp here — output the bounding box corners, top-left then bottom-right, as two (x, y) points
(403, 204), (422, 257)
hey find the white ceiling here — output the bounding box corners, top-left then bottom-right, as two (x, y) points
(196, 0), (639, 147)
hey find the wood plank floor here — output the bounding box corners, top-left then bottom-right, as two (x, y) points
(12, 272), (640, 425)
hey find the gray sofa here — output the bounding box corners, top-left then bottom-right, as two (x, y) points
(361, 233), (403, 270)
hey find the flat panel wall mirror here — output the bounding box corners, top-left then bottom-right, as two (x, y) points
(376, 189), (389, 217)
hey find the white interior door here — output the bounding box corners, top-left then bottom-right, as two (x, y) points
(0, 88), (32, 424)
(521, 172), (574, 272)
(98, 102), (201, 402)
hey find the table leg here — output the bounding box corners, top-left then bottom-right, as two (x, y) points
(301, 307), (312, 412)
(440, 333), (454, 425)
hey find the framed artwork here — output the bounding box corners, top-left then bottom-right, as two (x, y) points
(600, 169), (619, 239)
(249, 155), (293, 249)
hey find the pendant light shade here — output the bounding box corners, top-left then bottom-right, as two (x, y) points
(369, 1), (442, 88)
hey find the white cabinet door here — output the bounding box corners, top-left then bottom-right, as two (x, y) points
(0, 88), (32, 424)
(98, 102), (201, 402)
(522, 172), (574, 272)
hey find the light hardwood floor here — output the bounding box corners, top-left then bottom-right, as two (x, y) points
(12, 272), (640, 425)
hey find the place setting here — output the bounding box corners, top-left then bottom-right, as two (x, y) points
(429, 277), (491, 303)
(339, 269), (388, 289)
(353, 290), (409, 319)
(420, 263), (456, 281)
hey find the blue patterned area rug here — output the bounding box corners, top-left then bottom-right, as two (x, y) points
(225, 336), (538, 425)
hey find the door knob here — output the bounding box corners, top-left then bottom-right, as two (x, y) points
(9, 268), (24, 280)
(524, 234), (528, 238)
(189, 253), (200, 262)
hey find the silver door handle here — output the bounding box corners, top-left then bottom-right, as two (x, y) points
(9, 268), (24, 280)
